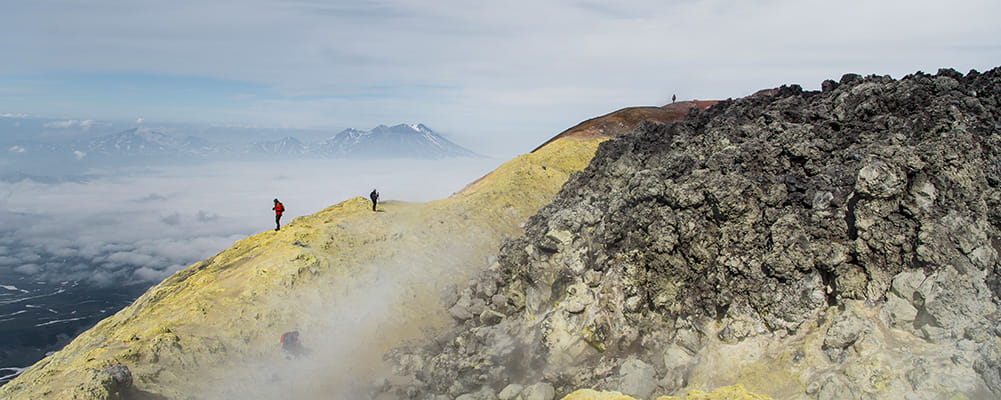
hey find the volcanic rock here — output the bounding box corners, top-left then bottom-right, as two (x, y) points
(386, 67), (1001, 400)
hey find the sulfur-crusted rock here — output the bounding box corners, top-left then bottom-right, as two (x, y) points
(557, 385), (772, 400)
(560, 389), (636, 400)
(822, 310), (870, 361)
(386, 67), (1001, 400)
(63, 364), (134, 400)
(657, 384), (773, 400)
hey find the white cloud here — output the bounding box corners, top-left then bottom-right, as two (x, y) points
(42, 119), (95, 129)
(1, 0), (997, 156)
(132, 264), (184, 282)
(105, 251), (158, 266)
(1, 113), (29, 118)
(8, 145), (26, 153)
(136, 117), (144, 124)
(73, 150), (86, 160)
(14, 264), (41, 275)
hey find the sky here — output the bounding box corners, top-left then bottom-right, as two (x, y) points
(1, 0), (999, 156)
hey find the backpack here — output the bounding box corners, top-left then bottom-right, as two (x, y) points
(280, 331), (299, 346)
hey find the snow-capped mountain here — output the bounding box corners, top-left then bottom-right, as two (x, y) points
(84, 128), (213, 156)
(311, 128), (366, 157)
(315, 123), (479, 159)
(250, 136), (306, 156)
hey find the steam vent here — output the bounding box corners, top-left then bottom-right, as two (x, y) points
(3, 67), (1000, 400)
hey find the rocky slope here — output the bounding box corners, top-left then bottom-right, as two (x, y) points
(383, 68), (1001, 400)
(0, 103), (704, 399)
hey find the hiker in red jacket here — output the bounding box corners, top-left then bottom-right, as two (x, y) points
(273, 198), (285, 231)
(280, 330), (302, 357)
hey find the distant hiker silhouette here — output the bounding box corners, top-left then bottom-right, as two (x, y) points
(672, 94), (677, 103)
(280, 330), (305, 358)
(273, 199), (285, 231)
(370, 189), (379, 212)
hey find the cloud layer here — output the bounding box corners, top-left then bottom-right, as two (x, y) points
(2, 0), (999, 155)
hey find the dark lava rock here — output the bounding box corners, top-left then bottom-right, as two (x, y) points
(386, 67), (1001, 399)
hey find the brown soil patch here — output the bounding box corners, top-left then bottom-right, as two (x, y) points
(530, 100), (718, 153)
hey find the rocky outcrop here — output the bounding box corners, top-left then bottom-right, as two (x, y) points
(384, 68), (1001, 400)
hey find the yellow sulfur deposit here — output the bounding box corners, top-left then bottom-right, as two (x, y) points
(656, 385), (774, 400)
(562, 389), (640, 400)
(0, 136), (605, 399)
(561, 385), (772, 400)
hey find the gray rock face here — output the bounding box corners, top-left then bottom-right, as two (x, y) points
(98, 364), (133, 398)
(498, 384), (524, 400)
(520, 382), (556, 400)
(616, 358), (657, 399)
(385, 67), (1001, 399)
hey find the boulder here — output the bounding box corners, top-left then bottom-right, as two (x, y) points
(521, 382), (556, 400)
(617, 358), (657, 400)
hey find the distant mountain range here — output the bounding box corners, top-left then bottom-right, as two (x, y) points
(3, 123), (480, 164)
(85, 128), (217, 157)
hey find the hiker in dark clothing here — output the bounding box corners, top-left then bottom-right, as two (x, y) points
(369, 189), (379, 212)
(280, 330), (305, 358)
(273, 199), (285, 231)
(672, 94), (677, 103)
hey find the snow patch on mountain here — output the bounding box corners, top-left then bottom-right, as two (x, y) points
(311, 123), (479, 159)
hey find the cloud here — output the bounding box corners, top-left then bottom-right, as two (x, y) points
(42, 120), (95, 129)
(8, 146), (25, 153)
(2, 0), (999, 156)
(14, 264), (41, 275)
(1, 113), (29, 118)
(105, 251), (158, 267)
(73, 150), (86, 160)
(136, 117), (144, 124)
(160, 212), (182, 226)
(133, 193), (169, 203)
(196, 210), (220, 222)
(132, 265), (184, 282)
